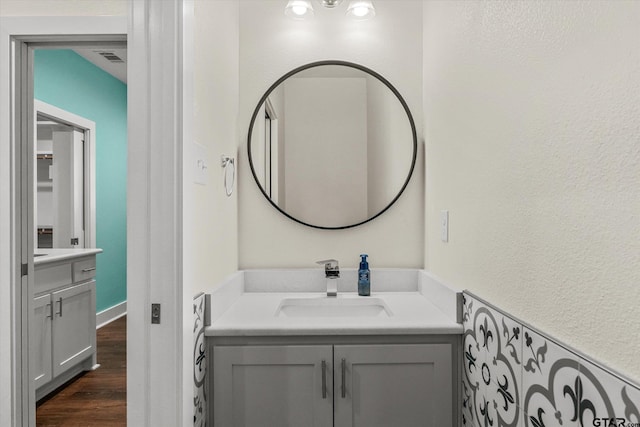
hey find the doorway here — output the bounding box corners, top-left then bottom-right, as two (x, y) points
(2, 8), (187, 426)
(0, 20), (128, 424)
(31, 45), (127, 424)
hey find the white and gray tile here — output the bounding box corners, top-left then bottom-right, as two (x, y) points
(462, 293), (522, 427)
(578, 359), (640, 427)
(521, 327), (581, 427)
(462, 292), (640, 427)
(462, 375), (476, 427)
(193, 293), (207, 427)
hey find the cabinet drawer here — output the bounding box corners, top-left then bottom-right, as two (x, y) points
(73, 258), (96, 282)
(35, 264), (72, 294)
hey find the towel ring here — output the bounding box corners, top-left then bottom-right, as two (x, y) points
(221, 155), (235, 197)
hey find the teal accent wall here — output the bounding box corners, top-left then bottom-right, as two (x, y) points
(34, 50), (127, 313)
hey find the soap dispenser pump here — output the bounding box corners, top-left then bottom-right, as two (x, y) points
(358, 254), (370, 296)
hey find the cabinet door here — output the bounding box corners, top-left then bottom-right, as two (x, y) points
(214, 345), (333, 427)
(51, 280), (96, 377)
(32, 293), (53, 389)
(334, 344), (452, 427)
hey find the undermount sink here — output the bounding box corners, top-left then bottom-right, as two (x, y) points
(276, 297), (392, 318)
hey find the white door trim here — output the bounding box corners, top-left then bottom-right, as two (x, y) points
(0, 15), (131, 427)
(2, 6), (189, 425)
(34, 100), (97, 249)
(127, 0), (186, 426)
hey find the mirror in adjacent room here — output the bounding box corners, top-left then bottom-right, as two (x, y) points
(248, 61), (417, 229)
(35, 101), (96, 249)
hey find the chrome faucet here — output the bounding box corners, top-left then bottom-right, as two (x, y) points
(316, 259), (340, 297)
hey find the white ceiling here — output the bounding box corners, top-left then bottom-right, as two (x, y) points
(74, 48), (127, 83)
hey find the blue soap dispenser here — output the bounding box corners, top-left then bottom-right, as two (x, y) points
(358, 254), (370, 296)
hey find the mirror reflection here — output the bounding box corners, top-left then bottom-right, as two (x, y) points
(248, 61), (417, 229)
(36, 113), (86, 248)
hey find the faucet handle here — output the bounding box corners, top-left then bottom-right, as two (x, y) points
(316, 259), (340, 277)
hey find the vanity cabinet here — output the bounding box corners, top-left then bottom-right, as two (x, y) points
(334, 344), (452, 427)
(33, 293), (53, 389)
(32, 254), (97, 400)
(214, 345), (333, 426)
(213, 342), (453, 427)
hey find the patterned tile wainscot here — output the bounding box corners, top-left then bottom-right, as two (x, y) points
(462, 292), (640, 427)
(193, 293), (207, 427)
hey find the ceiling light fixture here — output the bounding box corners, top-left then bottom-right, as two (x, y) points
(346, 0), (376, 20)
(320, 0), (343, 8)
(285, 0), (314, 19)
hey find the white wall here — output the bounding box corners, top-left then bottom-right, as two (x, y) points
(239, 0), (424, 269)
(185, 0), (239, 294)
(423, 1), (640, 381)
(183, 3), (240, 425)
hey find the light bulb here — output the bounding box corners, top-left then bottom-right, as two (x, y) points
(292, 5), (307, 15)
(352, 6), (368, 17)
(346, 0), (375, 20)
(285, 0), (314, 19)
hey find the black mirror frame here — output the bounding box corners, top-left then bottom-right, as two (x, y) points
(247, 60), (418, 230)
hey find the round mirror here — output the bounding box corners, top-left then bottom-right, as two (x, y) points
(248, 60), (417, 229)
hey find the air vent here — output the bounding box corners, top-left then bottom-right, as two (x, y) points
(96, 51), (124, 63)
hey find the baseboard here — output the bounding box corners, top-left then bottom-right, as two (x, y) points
(96, 301), (127, 329)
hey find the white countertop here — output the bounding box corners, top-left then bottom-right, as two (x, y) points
(208, 292), (462, 336)
(205, 270), (463, 337)
(34, 248), (102, 265)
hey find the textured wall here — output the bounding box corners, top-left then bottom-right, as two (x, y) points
(423, 1), (640, 382)
(35, 50), (127, 313)
(238, 0), (424, 269)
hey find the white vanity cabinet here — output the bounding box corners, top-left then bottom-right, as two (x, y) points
(32, 252), (98, 400)
(212, 341), (454, 427)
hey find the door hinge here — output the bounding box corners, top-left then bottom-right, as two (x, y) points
(21, 263), (28, 276)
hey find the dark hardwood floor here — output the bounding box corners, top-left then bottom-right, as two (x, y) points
(36, 316), (127, 426)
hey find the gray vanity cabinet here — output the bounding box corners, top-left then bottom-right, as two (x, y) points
(33, 293), (54, 389)
(334, 344), (452, 427)
(32, 255), (97, 400)
(213, 343), (453, 427)
(51, 281), (96, 375)
(214, 345), (334, 427)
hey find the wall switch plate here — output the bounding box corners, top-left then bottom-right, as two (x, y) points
(193, 142), (208, 185)
(441, 210), (449, 242)
(151, 303), (161, 324)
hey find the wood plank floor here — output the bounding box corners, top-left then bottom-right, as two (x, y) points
(36, 316), (127, 426)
